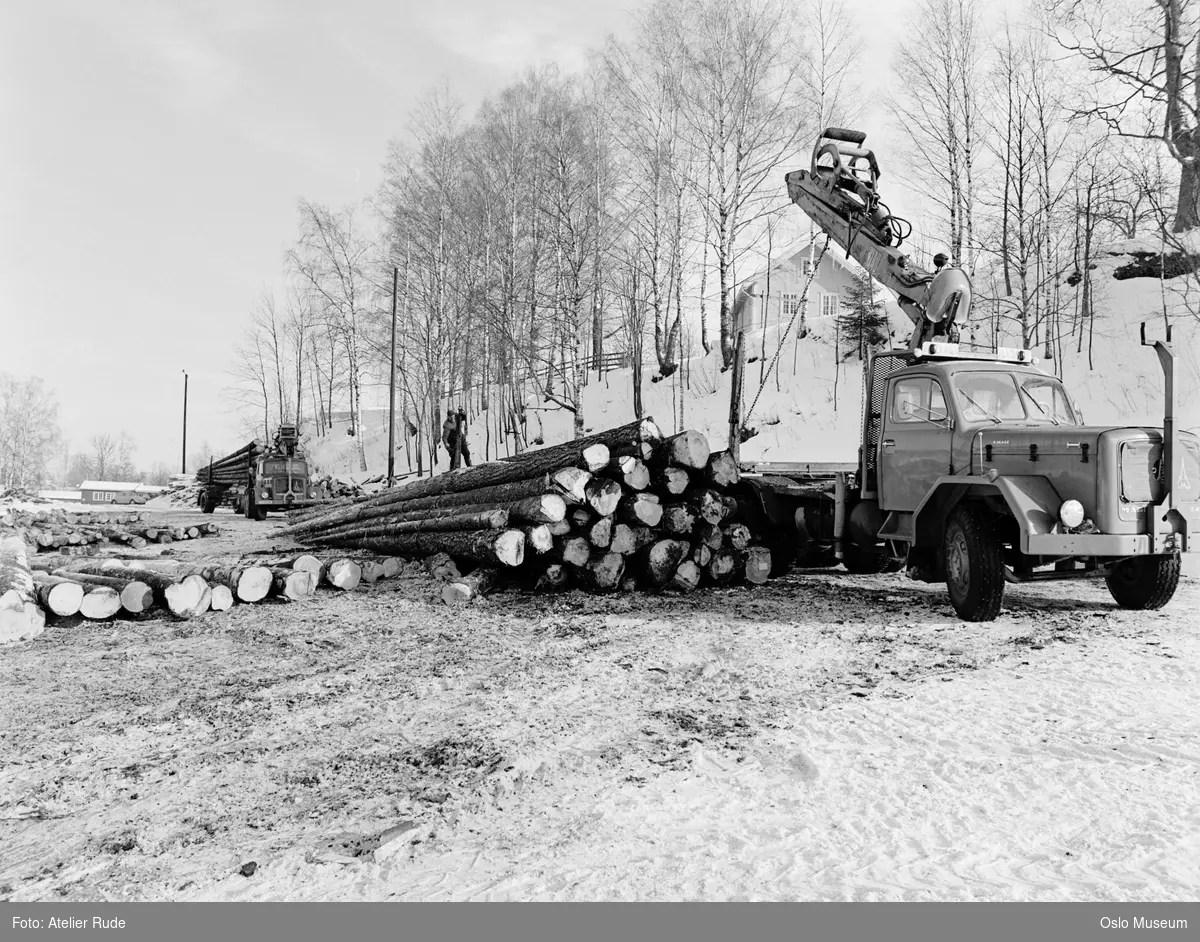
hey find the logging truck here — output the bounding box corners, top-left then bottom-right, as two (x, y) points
(196, 425), (323, 520)
(731, 126), (1200, 621)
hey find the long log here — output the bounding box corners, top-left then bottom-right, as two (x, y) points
(612, 456), (650, 491)
(497, 418), (661, 470)
(654, 466), (691, 496)
(724, 523), (752, 552)
(51, 570), (154, 614)
(588, 515), (614, 549)
(441, 567), (498, 606)
(692, 544), (713, 568)
(533, 562), (569, 592)
(49, 561), (207, 618)
(423, 552), (460, 582)
(741, 546), (772, 585)
(31, 576), (84, 617)
(290, 493), (563, 541)
(525, 525), (553, 554)
(638, 539), (691, 588)
(550, 536), (591, 568)
(79, 586), (122, 620)
(582, 552), (625, 592)
(705, 552), (737, 585)
(307, 509), (510, 543)
(270, 567), (317, 601)
(320, 558), (362, 590)
(686, 488), (730, 526)
(652, 430), (711, 470)
(694, 521), (724, 551)
(360, 560), (387, 585)
(0, 536), (47, 643)
(317, 530), (526, 568)
(610, 524), (657, 556)
(617, 493), (663, 528)
(670, 560), (702, 592)
(552, 467), (592, 504)
(209, 584), (235, 611)
(661, 503), (696, 536)
(705, 451), (740, 488)
(585, 478), (623, 516)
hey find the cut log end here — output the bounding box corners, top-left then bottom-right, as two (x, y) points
(79, 586), (122, 620)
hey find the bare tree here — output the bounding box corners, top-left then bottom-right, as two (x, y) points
(0, 373), (61, 489)
(89, 434), (117, 480)
(1052, 0), (1200, 230)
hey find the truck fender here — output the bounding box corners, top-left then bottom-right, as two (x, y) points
(911, 474), (1062, 552)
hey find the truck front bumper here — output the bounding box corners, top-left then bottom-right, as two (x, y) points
(1026, 529), (1192, 557)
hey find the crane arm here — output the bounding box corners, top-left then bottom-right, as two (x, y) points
(785, 128), (971, 349)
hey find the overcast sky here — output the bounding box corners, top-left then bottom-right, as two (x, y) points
(1, 0), (912, 472)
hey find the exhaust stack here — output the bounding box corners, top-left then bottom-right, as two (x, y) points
(1140, 322), (1188, 551)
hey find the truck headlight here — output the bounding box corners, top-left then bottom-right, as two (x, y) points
(1059, 500), (1085, 529)
(261, 490), (270, 500)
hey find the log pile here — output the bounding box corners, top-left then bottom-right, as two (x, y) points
(0, 507), (221, 552)
(14, 548), (410, 629)
(280, 418), (779, 601)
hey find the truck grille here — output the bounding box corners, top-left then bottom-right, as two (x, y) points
(1121, 440), (1200, 502)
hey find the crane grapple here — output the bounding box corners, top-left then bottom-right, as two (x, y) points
(786, 127), (972, 349)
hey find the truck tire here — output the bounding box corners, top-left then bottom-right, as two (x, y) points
(842, 543), (892, 574)
(943, 505), (1005, 622)
(1105, 554), (1181, 610)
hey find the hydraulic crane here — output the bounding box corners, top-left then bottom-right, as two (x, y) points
(785, 127), (972, 349)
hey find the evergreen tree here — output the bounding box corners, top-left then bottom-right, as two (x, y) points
(837, 271), (890, 360)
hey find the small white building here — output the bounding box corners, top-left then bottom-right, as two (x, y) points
(728, 240), (904, 339)
(78, 481), (165, 505)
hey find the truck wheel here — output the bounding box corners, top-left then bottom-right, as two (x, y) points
(943, 505), (1006, 622)
(842, 543), (892, 574)
(1105, 554), (1181, 610)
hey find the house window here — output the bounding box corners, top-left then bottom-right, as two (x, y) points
(799, 258), (815, 277)
(780, 293), (804, 318)
(820, 292), (840, 319)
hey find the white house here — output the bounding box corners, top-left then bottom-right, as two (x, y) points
(727, 239), (904, 340)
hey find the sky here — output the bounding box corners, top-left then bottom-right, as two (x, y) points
(1, 0), (914, 473)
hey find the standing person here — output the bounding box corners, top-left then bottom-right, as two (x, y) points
(442, 409), (472, 469)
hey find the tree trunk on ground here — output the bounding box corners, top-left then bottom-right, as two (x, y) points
(31, 575), (84, 617)
(687, 489), (729, 526)
(78, 586), (122, 620)
(307, 509), (510, 544)
(50, 570), (154, 613)
(320, 558), (361, 590)
(442, 567), (499, 605)
(423, 552), (461, 582)
(321, 530), (525, 568)
(724, 523), (752, 551)
(270, 568), (317, 601)
(210, 584), (235, 611)
(740, 546), (772, 585)
(44, 560), (207, 617)
(692, 544), (713, 567)
(0, 536), (45, 642)
(360, 560), (387, 584)
(705, 552), (737, 585)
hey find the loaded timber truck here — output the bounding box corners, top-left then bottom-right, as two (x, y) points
(731, 128), (1200, 621)
(195, 425), (323, 520)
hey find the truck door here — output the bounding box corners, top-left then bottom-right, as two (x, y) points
(878, 375), (952, 513)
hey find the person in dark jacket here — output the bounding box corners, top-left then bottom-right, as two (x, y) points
(442, 409), (471, 469)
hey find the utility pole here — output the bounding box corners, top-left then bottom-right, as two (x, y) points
(387, 266), (398, 487)
(181, 370), (189, 474)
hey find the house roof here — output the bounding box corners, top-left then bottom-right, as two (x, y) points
(79, 480), (142, 491)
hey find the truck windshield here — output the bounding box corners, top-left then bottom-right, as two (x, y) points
(953, 372), (1078, 425)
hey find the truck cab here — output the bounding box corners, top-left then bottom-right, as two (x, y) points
(863, 339), (1200, 619)
(738, 330), (1199, 622)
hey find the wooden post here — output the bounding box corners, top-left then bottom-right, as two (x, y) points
(728, 330), (745, 467)
(451, 410), (465, 470)
(387, 266), (398, 486)
(181, 370), (188, 474)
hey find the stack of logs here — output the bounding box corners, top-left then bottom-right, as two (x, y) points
(0, 511), (223, 554)
(194, 440), (259, 485)
(279, 417), (774, 602)
(2, 550), (393, 637)
(0, 508), (222, 553)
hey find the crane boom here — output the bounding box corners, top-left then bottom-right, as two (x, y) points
(785, 127), (971, 349)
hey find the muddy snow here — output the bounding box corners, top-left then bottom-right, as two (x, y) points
(2, 512), (1198, 901)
